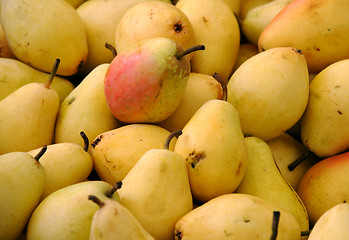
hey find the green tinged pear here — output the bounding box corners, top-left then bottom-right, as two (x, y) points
(0, 149), (46, 240)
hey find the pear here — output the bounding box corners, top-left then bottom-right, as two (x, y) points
(117, 131), (193, 240)
(176, 0), (240, 84)
(0, 59), (60, 155)
(55, 63), (122, 150)
(174, 78), (248, 203)
(0, 0), (88, 76)
(238, 0), (273, 20)
(300, 59), (349, 158)
(232, 43), (259, 73)
(104, 37), (204, 123)
(0, 148), (46, 240)
(227, 47), (309, 141)
(296, 151), (349, 227)
(157, 72), (224, 132)
(174, 193), (301, 240)
(258, 0), (349, 74)
(26, 181), (121, 240)
(114, 1), (195, 56)
(0, 21), (16, 59)
(219, 0), (241, 15)
(235, 136), (309, 233)
(266, 132), (318, 191)
(64, 0), (86, 8)
(241, 0), (293, 46)
(307, 203), (349, 240)
(27, 131), (93, 200)
(90, 123), (176, 185)
(0, 58), (74, 104)
(88, 195), (155, 240)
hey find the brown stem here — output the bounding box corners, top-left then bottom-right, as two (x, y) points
(213, 72), (227, 101)
(34, 145), (47, 161)
(105, 181), (123, 198)
(88, 194), (105, 208)
(288, 151), (311, 171)
(270, 211), (280, 240)
(175, 45), (205, 60)
(45, 58), (60, 89)
(105, 42), (117, 58)
(301, 230), (311, 236)
(80, 131), (89, 152)
(164, 130), (182, 150)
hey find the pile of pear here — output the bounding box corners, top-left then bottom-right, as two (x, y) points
(1, 0), (349, 239)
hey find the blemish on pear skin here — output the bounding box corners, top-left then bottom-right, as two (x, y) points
(338, 110), (343, 115)
(186, 151), (206, 168)
(67, 96), (76, 105)
(174, 21), (183, 33)
(174, 231), (182, 240)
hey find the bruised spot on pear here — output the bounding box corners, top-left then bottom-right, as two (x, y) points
(174, 21), (183, 33)
(186, 151), (206, 168)
(67, 96), (76, 105)
(174, 231), (182, 240)
(91, 135), (103, 148)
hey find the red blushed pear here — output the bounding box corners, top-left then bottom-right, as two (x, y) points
(104, 37), (205, 123)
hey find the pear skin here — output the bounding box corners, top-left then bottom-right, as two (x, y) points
(235, 137), (309, 233)
(300, 59), (349, 158)
(258, 0), (349, 73)
(297, 151), (349, 227)
(231, 43), (259, 73)
(0, 152), (45, 240)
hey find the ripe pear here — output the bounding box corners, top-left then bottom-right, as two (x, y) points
(235, 136), (309, 233)
(266, 132), (318, 191)
(174, 193), (301, 240)
(55, 63), (122, 150)
(307, 203), (349, 240)
(157, 72), (224, 132)
(117, 131), (193, 240)
(89, 124), (176, 184)
(238, 0), (273, 20)
(176, 0), (240, 84)
(297, 151), (349, 227)
(26, 181), (120, 240)
(0, 150), (46, 240)
(115, 1), (195, 56)
(174, 86), (248, 202)
(227, 47), (309, 141)
(0, 0), (88, 76)
(27, 131), (93, 200)
(88, 195), (155, 240)
(0, 58), (74, 103)
(241, 0), (293, 46)
(300, 59), (349, 158)
(258, 0), (349, 74)
(104, 37), (204, 123)
(0, 59), (60, 155)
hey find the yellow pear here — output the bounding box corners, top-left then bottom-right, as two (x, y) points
(27, 131), (93, 200)
(220, 0), (241, 15)
(307, 203), (349, 240)
(242, 0), (293, 46)
(0, 150), (46, 240)
(117, 131), (193, 240)
(236, 136), (309, 233)
(258, 0), (349, 74)
(301, 59), (349, 158)
(174, 92), (248, 203)
(266, 132), (318, 191)
(157, 72), (224, 132)
(88, 195), (155, 240)
(26, 181), (120, 240)
(174, 193), (301, 240)
(114, 1), (195, 57)
(0, 58), (74, 104)
(176, 0), (240, 84)
(54, 63), (122, 151)
(89, 124), (176, 184)
(0, 0), (88, 76)
(0, 59), (60, 155)
(227, 47), (309, 141)
(238, 0), (273, 20)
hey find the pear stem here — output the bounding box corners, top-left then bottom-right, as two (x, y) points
(301, 230), (311, 236)
(175, 45), (205, 60)
(88, 195), (105, 208)
(34, 145), (47, 161)
(213, 72), (227, 101)
(105, 42), (117, 58)
(288, 151), (311, 171)
(164, 130), (182, 150)
(105, 181), (123, 198)
(270, 211), (280, 240)
(80, 131), (89, 152)
(44, 58), (60, 89)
